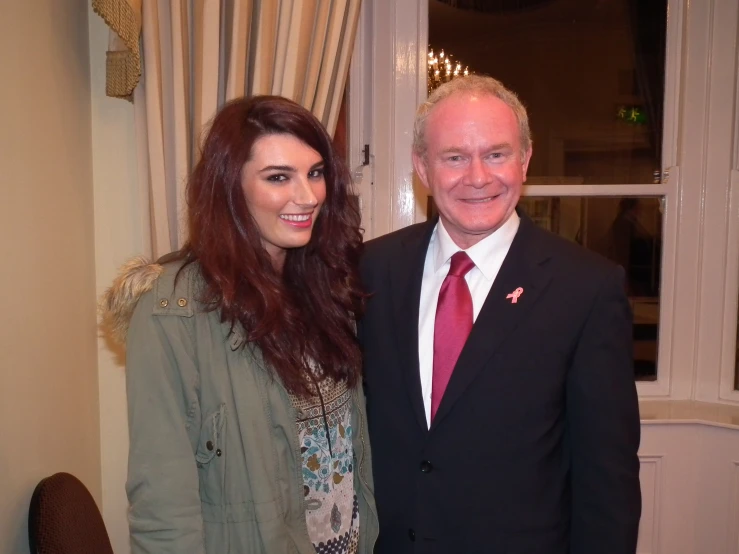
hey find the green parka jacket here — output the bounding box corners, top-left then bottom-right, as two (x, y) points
(101, 257), (378, 554)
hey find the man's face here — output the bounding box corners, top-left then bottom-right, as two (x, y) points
(413, 93), (532, 249)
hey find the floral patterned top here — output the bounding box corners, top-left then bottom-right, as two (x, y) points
(290, 375), (359, 554)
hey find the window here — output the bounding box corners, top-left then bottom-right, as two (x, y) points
(428, 0), (671, 383)
(356, 0), (739, 401)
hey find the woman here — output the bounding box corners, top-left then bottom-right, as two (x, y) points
(100, 96), (377, 554)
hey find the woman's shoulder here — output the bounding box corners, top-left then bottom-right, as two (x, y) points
(99, 252), (204, 347)
(150, 252), (203, 307)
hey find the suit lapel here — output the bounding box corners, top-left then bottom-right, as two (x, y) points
(389, 220), (437, 433)
(431, 216), (554, 428)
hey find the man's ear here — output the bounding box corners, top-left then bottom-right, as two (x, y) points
(521, 145), (533, 182)
(412, 150), (430, 191)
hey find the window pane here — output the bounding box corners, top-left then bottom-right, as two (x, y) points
(519, 196), (662, 381)
(428, 0), (668, 184)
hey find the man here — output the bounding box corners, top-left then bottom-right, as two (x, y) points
(358, 75), (641, 554)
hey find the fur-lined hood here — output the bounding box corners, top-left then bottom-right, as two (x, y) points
(99, 257), (164, 347)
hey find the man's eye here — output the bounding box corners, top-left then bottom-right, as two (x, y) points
(447, 155), (463, 162)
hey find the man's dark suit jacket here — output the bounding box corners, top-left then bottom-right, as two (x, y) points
(358, 214), (641, 554)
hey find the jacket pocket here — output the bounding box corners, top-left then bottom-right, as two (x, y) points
(196, 404), (226, 505)
(196, 403), (226, 464)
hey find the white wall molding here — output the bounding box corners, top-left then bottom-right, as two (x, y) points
(637, 455), (664, 554)
(639, 421), (739, 553)
(727, 461), (739, 552)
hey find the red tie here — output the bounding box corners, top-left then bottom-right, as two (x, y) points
(431, 251), (475, 422)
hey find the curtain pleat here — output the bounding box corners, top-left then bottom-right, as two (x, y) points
(312, 0), (348, 124)
(133, 83), (153, 257)
(97, 0), (362, 255)
(271, 0), (294, 94)
(301, 0), (331, 110)
(192, 1), (222, 148)
(282, 0), (318, 102)
(169, 0), (191, 248)
(251, 2), (280, 95)
(326, 0), (360, 132)
(156, 0), (179, 248)
(225, 0), (252, 100)
(139, 1), (171, 254)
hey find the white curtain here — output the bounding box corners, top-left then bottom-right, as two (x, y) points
(94, 0), (361, 257)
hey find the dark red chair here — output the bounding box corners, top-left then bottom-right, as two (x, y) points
(28, 472), (114, 554)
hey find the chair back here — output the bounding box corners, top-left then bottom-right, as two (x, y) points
(28, 472), (114, 554)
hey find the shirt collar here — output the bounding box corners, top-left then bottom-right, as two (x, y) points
(433, 211), (520, 280)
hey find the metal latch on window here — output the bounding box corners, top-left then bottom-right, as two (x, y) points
(653, 168), (670, 184)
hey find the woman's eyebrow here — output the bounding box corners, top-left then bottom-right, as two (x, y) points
(259, 164), (296, 172)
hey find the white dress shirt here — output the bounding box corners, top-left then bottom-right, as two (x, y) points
(418, 212), (520, 427)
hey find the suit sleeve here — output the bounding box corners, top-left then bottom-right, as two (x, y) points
(125, 292), (205, 554)
(357, 243), (377, 353)
(567, 266), (641, 554)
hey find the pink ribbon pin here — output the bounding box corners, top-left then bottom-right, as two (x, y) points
(506, 287), (524, 304)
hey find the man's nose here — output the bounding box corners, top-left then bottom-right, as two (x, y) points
(466, 156), (489, 187)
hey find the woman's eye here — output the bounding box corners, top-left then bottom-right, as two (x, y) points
(266, 173), (288, 182)
(308, 167), (325, 179)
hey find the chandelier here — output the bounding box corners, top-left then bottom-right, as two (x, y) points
(427, 47), (470, 94)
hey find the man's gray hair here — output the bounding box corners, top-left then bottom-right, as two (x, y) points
(413, 74), (532, 159)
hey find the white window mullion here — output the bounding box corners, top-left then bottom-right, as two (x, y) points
(641, 168), (680, 397)
(523, 184), (671, 197)
(719, 169), (739, 402)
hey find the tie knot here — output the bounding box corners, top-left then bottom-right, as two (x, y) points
(448, 251), (475, 277)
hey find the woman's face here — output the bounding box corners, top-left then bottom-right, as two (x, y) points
(241, 133), (327, 265)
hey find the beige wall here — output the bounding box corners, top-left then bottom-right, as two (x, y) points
(0, 2), (101, 553)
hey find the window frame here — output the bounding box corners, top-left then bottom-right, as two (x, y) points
(719, 170), (739, 401)
(689, 0), (739, 405)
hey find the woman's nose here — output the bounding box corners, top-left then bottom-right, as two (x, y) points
(294, 178), (319, 207)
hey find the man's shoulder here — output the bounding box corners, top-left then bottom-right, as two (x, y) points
(524, 221), (620, 279)
(362, 222), (432, 259)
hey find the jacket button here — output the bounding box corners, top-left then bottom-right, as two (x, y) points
(420, 460), (433, 473)
(177, 298), (187, 307)
(159, 299), (168, 307)
(216, 449), (222, 457)
(408, 529), (416, 541)
(206, 440), (214, 451)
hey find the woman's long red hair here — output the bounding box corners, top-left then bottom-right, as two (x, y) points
(182, 96), (364, 396)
